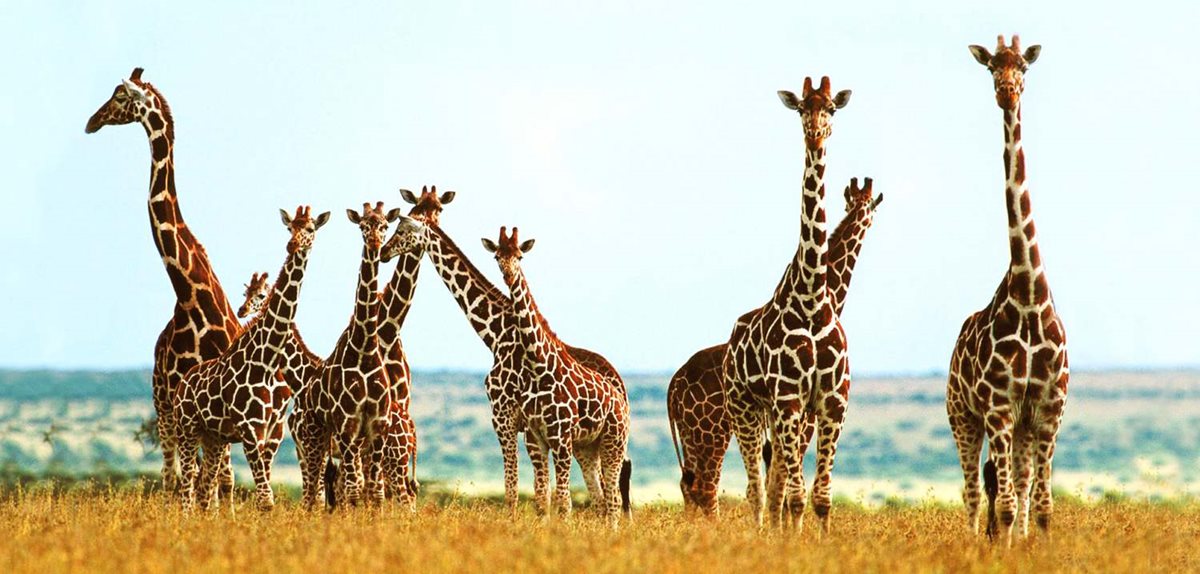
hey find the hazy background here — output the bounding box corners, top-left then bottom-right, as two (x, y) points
(1, 1), (1197, 374)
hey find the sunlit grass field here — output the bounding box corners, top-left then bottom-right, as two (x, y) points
(2, 485), (1196, 573)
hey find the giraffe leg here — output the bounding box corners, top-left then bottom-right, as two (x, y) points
(1032, 381), (1067, 535)
(300, 430), (329, 511)
(949, 410), (986, 534)
(364, 435), (386, 507)
(494, 416), (521, 515)
(1011, 425), (1035, 538)
(763, 435), (786, 528)
(216, 444), (234, 507)
(197, 439), (224, 513)
(549, 432), (574, 518)
(729, 397), (766, 528)
(525, 433), (552, 516)
(770, 397), (808, 532)
(243, 437), (275, 511)
(339, 435), (364, 508)
(811, 406), (846, 534)
(985, 408), (1017, 547)
(176, 425), (200, 513)
(157, 408), (179, 495)
(576, 448), (603, 513)
(599, 439), (626, 529)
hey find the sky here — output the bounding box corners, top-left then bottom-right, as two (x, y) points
(0, 1), (1197, 375)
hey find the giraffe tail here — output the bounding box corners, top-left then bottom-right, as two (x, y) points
(983, 458), (999, 541)
(323, 456), (339, 510)
(620, 457), (633, 517)
(666, 378), (693, 490)
(762, 438), (773, 472)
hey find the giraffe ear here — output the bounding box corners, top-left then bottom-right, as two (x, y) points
(1023, 45), (1041, 65)
(346, 209), (361, 224)
(777, 90), (801, 111)
(439, 191), (456, 204)
(481, 238), (499, 253)
(385, 208), (403, 223)
(314, 211), (331, 229)
(518, 239), (536, 254)
(969, 45), (993, 66)
(399, 189), (418, 205)
(280, 208), (292, 226)
(833, 90), (851, 109)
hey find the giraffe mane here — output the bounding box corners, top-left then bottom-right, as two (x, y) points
(136, 80), (175, 141)
(429, 224), (511, 307)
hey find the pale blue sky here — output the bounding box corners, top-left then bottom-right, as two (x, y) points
(1, 1), (1196, 373)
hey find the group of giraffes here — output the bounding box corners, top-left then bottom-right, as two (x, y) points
(83, 34), (1068, 543)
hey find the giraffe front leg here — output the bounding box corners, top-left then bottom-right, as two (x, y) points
(494, 416), (521, 516)
(242, 437), (275, 512)
(549, 431), (574, 518)
(339, 435), (365, 508)
(215, 444), (234, 508)
(525, 433), (552, 516)
(196, 441), (223, 513)
(297, 426), (329, 511)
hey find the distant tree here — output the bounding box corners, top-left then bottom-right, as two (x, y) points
(132, 417), (160, 453)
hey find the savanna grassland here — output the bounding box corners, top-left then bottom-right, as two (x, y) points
(1, 487), (1196, 574)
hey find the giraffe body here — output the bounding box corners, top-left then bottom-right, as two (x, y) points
(948, 36), (1068, 545)
(174, 206), (328, 512)
(670, 180), (881, 515)
(86, 68), (240, 494)
(723, 77), (856, 532)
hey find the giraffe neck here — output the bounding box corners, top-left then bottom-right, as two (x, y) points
(377, 250), (423, 344)
(253, 247), (311, 352)
(772, 144), (831, 318)
(140, 91), (234, 319)
(507, 267), (562, 371)
(350, 243), (383, 355)
(426, 225), (509, 352)
(825, 203), (876, 316)
(1002, 104), (1045, 306)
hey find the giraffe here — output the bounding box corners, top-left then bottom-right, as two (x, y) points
(381, 199), (630, 515)
(174, 206), (329, 512)
(292, 202), (403, 509)
(948, 35), (1068, 545)
(86, 67), (240, 495)
(669, 178), (882, 515)
(481, 226), (631, 526)
(236, 271), (333, 502)
(723, 77), (856, 532)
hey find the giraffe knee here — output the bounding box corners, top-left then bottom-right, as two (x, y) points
(812, 500), (829, 518)
(1036, 513), (1050, 531)
(999, 509), (1015, 526)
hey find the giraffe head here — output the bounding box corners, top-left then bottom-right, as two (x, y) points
(280, 205), (331, 255)
(380, 186), (456, 262)
(399, 185), (456, 226)
(85, 68), (165, 134)
(346, 201), (402, 254)
(237, 272), (272, 319)
(843, 177), (883, 216)
(969, 35), (1041, 110)
(777, 76), (851, 150)
(481, 226), (535, 285)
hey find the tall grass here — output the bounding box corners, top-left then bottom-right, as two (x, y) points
(1, 486), (1195, 573)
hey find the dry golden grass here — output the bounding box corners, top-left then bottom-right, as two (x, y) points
(1, 488), (1196, 574)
